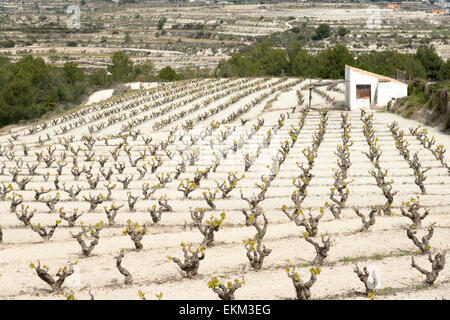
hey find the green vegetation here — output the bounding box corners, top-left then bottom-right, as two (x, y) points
(124, 32), (132, 44)
(313, 24), (331, 41)
(0, 52), (155, 128)
(356, 50), (426, 80)
(158, 66), (180, 82)
(218, 41), (354, 79)
(415, 45), (444, 80)
(157, 17), (167, 31)
(316, 44), (354, 79)
(337, 26), (350, 37)
(66, 41), (78, 47)
(0, 55), (90, 128)
(216, 41), (449, 81)
(396, 79), (450, 127)
(216, 41), (289, 77)
(438, 60), (450, 81)
(108, 51), (135, 82)
(0, 40), (15, 48)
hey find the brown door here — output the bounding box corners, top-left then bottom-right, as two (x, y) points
(356, 84), (371, 99)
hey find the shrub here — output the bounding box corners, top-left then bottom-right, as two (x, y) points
(313, 24), (331, 40)
(66, 41), (78, 47)
(15, 204), (36, 226)
(104, 203), (124, 226)
(158, 66), (180, 82)
(337, 26), (350, 37)
(0, 40), (15, 48)
(282, 206), (323, 237)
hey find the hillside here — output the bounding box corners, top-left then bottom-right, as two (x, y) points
(388, 80), (449, 131)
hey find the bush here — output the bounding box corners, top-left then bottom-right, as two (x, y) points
(337, 26), (350, 37)
(216, 41), (287, 77)
(66, 41), (78, 47)
(316, 45), (354, 79)
(157, 66), (180, 82)
(291, 48), (317, 77)
(0, 40), (15, 48)
(415, 46), (443, 80)
(438, 59), (449, 80)
(157, 17), (167, 30)
(313, 24), (331, 40)
(356, 50), (426, 79)
(88, 69), (111, 87)
(107, 51), (135, 82)
(135, 60), (155, 81)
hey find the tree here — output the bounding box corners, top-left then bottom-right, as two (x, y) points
(222, 41), (288, 77)
(313, 24), (331, 40)
(178, 65), (211, 80)
(0, 40), (15, 48)
(250, 41), (288, 76)
(415, 45), (443, 80)
(291, 49), (317, 77)
(107, 51), (135, 82)
(157, 17), (167, 30)
(88, 69), (111, 87)
(316, 45), (354, 79)
(63, 62), (85, 85)
(157, 66), (180, 82)
(437, 59), (449, 81)
(66, 41), (78, 47)
(1, 77), (35, 108)
(216, 54), (258, 78)
(124, 32), (132, 44)
(337, 26), (350, 37)
(356, 50), (426, 80)
(135, 60), (155, 81)
(0, 54), (113, 128)
(287, 40), (304, 63)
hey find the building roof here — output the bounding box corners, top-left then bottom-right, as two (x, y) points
(345, 65), (407, 86)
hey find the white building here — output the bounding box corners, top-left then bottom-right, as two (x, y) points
(344, 65), (408, 111)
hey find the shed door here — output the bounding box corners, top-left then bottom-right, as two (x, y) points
(356, 84), (371, 99)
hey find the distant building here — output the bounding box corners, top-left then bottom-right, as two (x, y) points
(387, 3), (401, 9)
(344, 66), (408, 111)
(432, 9), (444, 14)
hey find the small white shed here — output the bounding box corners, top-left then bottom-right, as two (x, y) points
(344, 65), (408, 111)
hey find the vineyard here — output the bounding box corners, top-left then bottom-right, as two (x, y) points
(0, 77), (448, 300)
